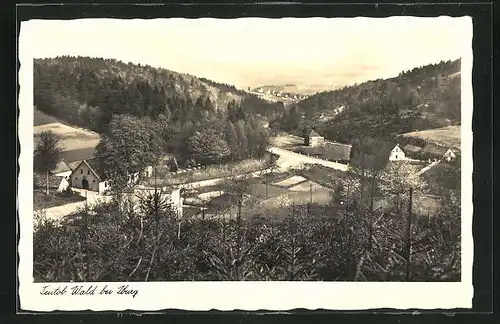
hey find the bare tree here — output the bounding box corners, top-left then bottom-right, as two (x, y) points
(34, 130), (62, 195)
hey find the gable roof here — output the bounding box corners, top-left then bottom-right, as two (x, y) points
(421, 143), (449, 157)
(70, 158), (105, 181)
(391, 144), (401, 152)
(443, 149), (457, 157)
(68, 161), (81, 170)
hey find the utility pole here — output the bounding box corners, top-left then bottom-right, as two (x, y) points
(405, 187), (413, 282)
(46, 170), (49, 195)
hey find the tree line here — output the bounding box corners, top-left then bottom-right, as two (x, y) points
(94, 111), (271, 183)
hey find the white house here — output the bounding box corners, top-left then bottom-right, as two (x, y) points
(389, 144), (406, 161)
(68, 158), (155, 194)
(68, 159), (111, 194)
(305, 130), (325, 147)
(443, 149), (457, 162)
(166, 187), (183, 217)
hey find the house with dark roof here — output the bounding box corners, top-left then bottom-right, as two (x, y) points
(68, 157), (152, 194)
(421, 143), (458, 162)
(305, 130), (325, 147)
(389, 143), (429, 162)
(68, 158), (111, 194)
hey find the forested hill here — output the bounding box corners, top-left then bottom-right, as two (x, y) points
(34, 56), (284, 133)
(282, 59), (461, 143)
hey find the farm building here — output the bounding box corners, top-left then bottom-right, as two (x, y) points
(389, 143), (428, 162)
(420, 143), (458, 162)
(68, 159), (113, 194)
(59, 147), (97, 164)
(68, 158), (155, 194)
(304, 130), (325, 147)
(389, 144), (406, 161)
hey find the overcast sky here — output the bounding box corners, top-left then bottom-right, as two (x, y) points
(21, 17), (471, 89)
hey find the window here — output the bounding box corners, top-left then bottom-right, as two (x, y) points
(93, 180), (96, 183)
(395, 154), (398, 159)
(87, 170), (90, 175)
(80, 169), (83, 174)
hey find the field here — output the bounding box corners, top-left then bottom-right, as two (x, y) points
(34, 108), (100, 152)
(402, 126), (461, 151)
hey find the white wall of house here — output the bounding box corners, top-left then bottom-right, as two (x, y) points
(57, 177), (70, 192)
(70, 162), (101, 192)
(165, 187), (183, 217)
(389, 145), (406, 161)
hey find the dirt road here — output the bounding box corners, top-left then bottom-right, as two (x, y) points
(42, 189), (112, 220)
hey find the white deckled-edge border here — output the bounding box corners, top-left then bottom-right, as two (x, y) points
(18, 17), (474, 312)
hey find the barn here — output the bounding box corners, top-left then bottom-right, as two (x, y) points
(305, 130), (325, 147)
(68, 158), (111, 194)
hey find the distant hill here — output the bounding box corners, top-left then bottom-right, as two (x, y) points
(250, 84), (336, 96)
(34, 56), (284, 133)
(284, 59), (461, 144)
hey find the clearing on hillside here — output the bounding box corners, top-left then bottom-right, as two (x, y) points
(401, 125), (461, 150)
(34, 122), (100, 152)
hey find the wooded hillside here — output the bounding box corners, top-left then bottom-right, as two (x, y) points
(279, 59), (461, 144)
(34, 56), (285, 134)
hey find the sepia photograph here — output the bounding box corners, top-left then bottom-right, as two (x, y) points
(18, 16), (473, 311)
